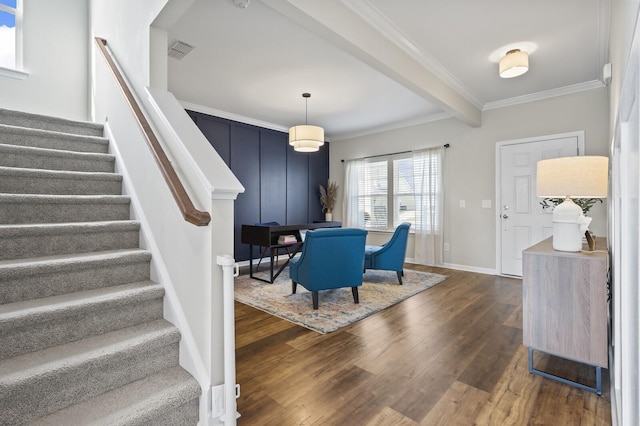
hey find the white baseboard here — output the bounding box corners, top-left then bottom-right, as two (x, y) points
(239, 255), (498, 277)
(440, 262), (497, 276)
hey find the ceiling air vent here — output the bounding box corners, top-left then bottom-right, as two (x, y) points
(168, 40), (194, 60)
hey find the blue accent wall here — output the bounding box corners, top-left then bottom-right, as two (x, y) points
(187, 110), (329, 261)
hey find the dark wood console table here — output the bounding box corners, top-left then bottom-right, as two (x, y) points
(241, 222), (341, 283)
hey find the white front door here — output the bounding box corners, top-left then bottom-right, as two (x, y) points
(498, 133), (582, 276)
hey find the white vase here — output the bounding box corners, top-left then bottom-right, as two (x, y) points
(325, 212), (333, 222)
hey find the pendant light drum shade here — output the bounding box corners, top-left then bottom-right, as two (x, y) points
(288, 125), (325, 152)
(499, 49), (529, 78)
(289, 93), (324, 152)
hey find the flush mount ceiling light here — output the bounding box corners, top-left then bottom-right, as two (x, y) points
(499, 49), (529, 78)
(289, 93), (324, 153)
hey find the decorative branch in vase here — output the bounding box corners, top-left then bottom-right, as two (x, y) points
(319, 180), (338, 222)
(539, 197), (603, 215)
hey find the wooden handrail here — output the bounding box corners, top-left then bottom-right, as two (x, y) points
(94, 37), (211, 226)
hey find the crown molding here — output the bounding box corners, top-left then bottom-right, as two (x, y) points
(179, 101), (290, 134)
(331, 112), (451, 142)
(339, 0), (483, 110)
(482, 80), (605, 111)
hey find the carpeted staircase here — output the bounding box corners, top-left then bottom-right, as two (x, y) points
(0, 109), (201, 425)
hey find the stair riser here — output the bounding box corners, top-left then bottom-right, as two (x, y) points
(0, 110), (104, 137)
(0, 130), (109, 153)
(0, 150), (114, 173)
(0, 258), (151, 304)
(1, 342), (179, 425)
(0, 175), (122, 195)
(0, 228), (140, 260)
(0, 200), (130, 224)
(0, 298), (164, 360)
(27, 366), (201, 426)
(144, 400), (201, 426)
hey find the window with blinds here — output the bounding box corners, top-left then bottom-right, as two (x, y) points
(353, 152), (441, 231)
(356, 154), (412, 230)
(360, 159), (388, 229)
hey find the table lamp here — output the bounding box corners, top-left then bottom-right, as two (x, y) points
(536, 156), (608, 252)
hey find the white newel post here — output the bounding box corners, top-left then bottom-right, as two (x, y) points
(216, 255), (240, 425)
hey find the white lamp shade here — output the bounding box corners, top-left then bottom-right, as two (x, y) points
(288, 125), (324, 152)
(499, 49), (529, 78)
(536, 156), (609, 198)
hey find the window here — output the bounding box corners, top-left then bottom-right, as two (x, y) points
(0, 0), (20, 71)
(347, 152), (440, 231)
(344, 147), (444, 265)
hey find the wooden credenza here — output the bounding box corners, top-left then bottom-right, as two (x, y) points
(522, 237), (608, 394)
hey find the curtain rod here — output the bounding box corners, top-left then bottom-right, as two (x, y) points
(340, 143), (449, 162)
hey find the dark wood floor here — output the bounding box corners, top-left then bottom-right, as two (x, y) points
(235, 264), (611, 425)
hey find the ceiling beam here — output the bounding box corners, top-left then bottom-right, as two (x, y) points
(260, 0), (482, 127)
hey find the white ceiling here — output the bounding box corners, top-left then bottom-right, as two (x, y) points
(166, 0), (609, 141)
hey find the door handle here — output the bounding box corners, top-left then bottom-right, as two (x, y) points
(502, 214), (509, 219)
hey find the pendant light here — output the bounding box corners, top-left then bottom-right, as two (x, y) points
(289, 93), (324, 152)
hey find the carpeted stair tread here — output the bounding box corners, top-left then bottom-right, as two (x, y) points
(0, 220), (139, 238)
(0, 248), (151, 273)
(0, 143), (115, 172)
(0, 249), (152, 303)
(0, 281), (164, 360)
(0, 194), (131, 224)
(0, 320), (181, 424)
(0, 220), (140, 260)
(0, 108), (104, 137)
(0, 123), (109, 153)
(0, 166), (123, 195)
(29, 366), (200, 426)
(0, 281), (163, 332)
(0, 319), (179, 385)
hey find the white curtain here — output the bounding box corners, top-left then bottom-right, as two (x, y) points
(342, 158), (366, 228)
(413, 147), (444, 265)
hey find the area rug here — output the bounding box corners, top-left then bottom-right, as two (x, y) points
(234, 268), (448, 334)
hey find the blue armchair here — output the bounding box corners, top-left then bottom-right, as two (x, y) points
(364, 222), (411, 284)
(289, 228), (368, 309)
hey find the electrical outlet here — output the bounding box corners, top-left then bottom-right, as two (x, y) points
(459, 200), (466, 208)
(444, 243), (450, 251)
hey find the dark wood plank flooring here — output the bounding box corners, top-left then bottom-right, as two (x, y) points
(235, 264), (611, 425)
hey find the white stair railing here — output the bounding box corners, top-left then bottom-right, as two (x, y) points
(216, 255), (240, 425)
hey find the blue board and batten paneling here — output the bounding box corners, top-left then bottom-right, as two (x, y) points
(195, 114), (231, 163)
(260, 130), (287, 226)
(187, 110), (329, 261)
(286, 148), (309, 225)
(230, 125), (261, 261)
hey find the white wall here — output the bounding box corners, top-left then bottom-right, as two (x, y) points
(90, 0), (168, 92)
(609, 0), (640, 135)
(90, 2), (243, 423)
(331, 88), (609, 272)
(607, 2), (640, 425)
(0, 0), (89, 120)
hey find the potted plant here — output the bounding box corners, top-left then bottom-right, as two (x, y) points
(539, 197), (603, 215)
(319, 180), (338, 221)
